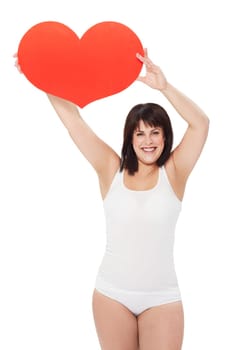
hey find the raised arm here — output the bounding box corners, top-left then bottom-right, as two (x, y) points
(137, 49), (209, 183)
(45, 95), (120, 197)
(47, 94), (120, 182)
(14, 54), (120, 198)
(160, 84), (209, 179)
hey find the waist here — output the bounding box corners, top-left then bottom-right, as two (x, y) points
(96, 251), (178, 292)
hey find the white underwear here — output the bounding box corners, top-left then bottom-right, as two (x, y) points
(95, 276), (182, 316)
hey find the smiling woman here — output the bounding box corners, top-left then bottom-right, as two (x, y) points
(14, 48), (209, 350)
(120, 102), (173, 175)
(133, 122), (165, 167)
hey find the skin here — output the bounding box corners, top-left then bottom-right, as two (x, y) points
(125, 123), (165, 190)
(14, 48), (209, 349)
(133, 123), (165, 168)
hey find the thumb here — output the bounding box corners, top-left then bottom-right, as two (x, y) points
(136, 75), (146, 83)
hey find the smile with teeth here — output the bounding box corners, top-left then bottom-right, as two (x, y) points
(142, 147), (157, 152)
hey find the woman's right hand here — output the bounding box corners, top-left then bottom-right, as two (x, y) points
(13, 53), (22, 73)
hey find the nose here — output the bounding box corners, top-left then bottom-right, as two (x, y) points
(144, 135), (153, 145)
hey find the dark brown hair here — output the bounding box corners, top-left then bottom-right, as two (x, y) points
(120, 103), (173, 175)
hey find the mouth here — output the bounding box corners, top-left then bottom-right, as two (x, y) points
(141, 147), (157, 152)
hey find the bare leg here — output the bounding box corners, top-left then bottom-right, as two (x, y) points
(137, 301), (184, 350)
(92, 289), (139, 350)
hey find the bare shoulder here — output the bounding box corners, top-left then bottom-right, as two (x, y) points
(98, 154), (121, 200)
(164, 155), (187, 201)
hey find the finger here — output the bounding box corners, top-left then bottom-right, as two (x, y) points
(136, 48), (149, 61)
(136, 52), (145, 62)
(14, 60), (23, 73)
(14, 64), (22, 73)
(143, 48), (148, 58)
(136, 76), (146, 83)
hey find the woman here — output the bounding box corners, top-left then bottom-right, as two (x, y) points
(15, 49), (209, 350)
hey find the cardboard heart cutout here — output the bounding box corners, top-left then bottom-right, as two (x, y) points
(17, 21), (144, 107)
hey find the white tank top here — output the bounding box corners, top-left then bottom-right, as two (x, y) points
(96, 166), (182, 292)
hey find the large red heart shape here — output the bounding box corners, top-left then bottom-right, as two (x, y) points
(17, 21), (144, 107)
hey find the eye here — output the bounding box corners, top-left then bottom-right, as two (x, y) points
(152, 130), (160, 135)
(136, 132), (144, 136)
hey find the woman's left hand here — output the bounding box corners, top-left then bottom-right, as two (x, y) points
(136, 48), (168, 91)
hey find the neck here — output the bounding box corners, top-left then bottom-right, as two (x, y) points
(136, 162), (159, 177)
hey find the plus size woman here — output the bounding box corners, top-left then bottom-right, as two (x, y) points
(15, 48), (209, 350)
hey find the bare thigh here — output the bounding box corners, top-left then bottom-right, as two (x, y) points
(138, 301), (184, 350)
(92, 289), (138, 350)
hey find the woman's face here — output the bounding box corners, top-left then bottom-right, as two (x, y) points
(132, 120), (165, 166)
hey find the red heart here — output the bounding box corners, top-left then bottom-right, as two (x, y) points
(17, 21), (144, 107)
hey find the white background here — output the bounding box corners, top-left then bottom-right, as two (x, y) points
(0, 0), (232, 349)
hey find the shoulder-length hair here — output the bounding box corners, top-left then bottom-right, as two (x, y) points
(120, 103), (173, 175)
